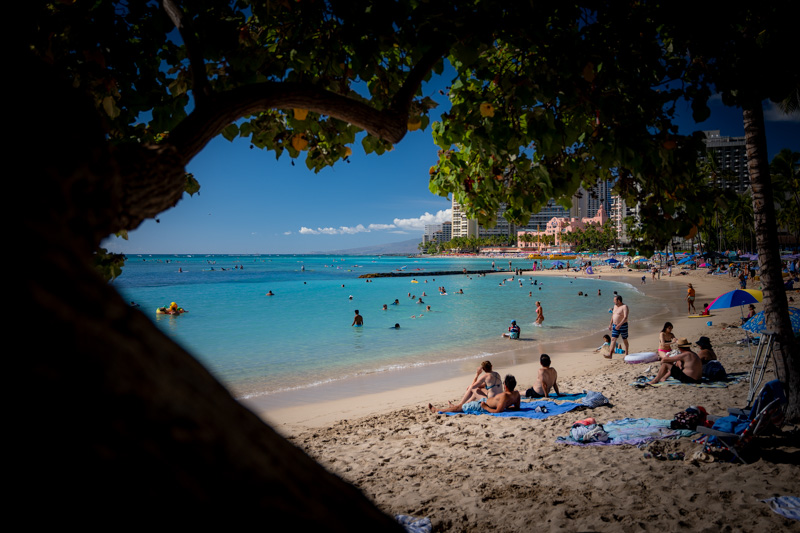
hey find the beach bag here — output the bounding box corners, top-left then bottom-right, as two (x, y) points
(670, 406), (706, 430)
(702, 360), (727, 382)
(578, 390), (609, 408)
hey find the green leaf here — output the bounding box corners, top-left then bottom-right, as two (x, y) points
(221, 124), (239, 142)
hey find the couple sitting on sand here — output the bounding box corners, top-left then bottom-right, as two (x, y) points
(428, 356), (559, 414)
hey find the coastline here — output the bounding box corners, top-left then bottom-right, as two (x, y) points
(260, 266), (799, 532)
(249, 267), (735, 435)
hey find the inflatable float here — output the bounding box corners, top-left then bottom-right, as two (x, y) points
(688, 314), (714, 318)
(624, 351), (659, 364)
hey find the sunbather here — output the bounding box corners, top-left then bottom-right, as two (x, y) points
(456, 361), (503, 405)
(527, 354), (559, 398)
(648, 338), (702, 384)
(430, 375), (520, 414)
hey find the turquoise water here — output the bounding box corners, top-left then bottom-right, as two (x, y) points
(113, 255), (650, 398)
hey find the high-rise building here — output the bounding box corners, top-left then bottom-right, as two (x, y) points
(701, 130), (750, 193)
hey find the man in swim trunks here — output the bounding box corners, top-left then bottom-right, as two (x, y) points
(648, 338), (702, 384)
(352, 309), (363, 326)
(527, 354), (559, 398)
(430, 375), (521, 414)
(608, 295), (629, 357)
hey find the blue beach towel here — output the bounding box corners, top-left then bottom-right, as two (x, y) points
(762, 496), (800, 521)
(440, 400), (580, 419)
(524, 392), (586, 402)
(556, 418), (695, 446)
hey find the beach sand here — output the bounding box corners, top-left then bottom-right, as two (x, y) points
(251, 266), (800, 531)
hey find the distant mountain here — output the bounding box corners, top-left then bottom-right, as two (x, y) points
(313, 238), (421, 255)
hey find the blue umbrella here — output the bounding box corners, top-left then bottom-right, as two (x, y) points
(708, 289), (763, 311)
(604, 258), (619, 264)
(742, 307), (800, 335)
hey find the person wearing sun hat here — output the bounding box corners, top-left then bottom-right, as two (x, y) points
(695, 336), (717, 364)
(648, 337), (702, 385)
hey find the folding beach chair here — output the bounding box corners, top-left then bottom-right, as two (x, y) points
(695, 380), (787, 464)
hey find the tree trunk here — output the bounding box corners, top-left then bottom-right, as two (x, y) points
(15, 52), (401, 528)
(742, 102), (800, 421)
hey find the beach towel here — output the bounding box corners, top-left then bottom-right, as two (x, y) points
(556, 418), (695, 446)
(524, 392), (586, 402)
(762, 496), (800, 521)
(396, 515), (432, 533)
(630, 372), (747, 388)
(440, 400), (580, 419)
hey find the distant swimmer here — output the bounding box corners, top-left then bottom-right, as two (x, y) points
(382, 304), (388, 310)
(266, 290), (274, 296)
(417, 298), (424, 304)
(426, 305), (431, 312)
(392, 299), (400, 305)
(352, 310), (363, 326)
(349, 295), (353, 300)
(157, 302), (187, 315)
(130, 301), (140, 308)
(535, 301), (544, 325)
(392, 323), (400, 329)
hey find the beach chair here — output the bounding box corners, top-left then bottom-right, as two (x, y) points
(695, 380), (787, 463)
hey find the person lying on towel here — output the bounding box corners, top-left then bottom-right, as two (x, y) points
(429, 375), (521, 414)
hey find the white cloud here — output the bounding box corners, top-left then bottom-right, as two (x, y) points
(393, 209), (452, 231)
(764, 100), (800, 123)
(283, 231), (292, 235)
(298, 209), (452, 236)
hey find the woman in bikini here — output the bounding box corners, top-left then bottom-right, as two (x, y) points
(454, 361), (503, 407)
(658, 322), (676, 360)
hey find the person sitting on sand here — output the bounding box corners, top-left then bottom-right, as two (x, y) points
(593, 334), (611, 356)
(742, 304), (756, 324)
(456, 361), (503, 405)
(658, 322), (676, 359)
(526, 354), (559, 398)
(430, 374), (520, 414)
(700, 303), (711, 316)
(695, 336), (717, 364)
(648, 338), (702, 384)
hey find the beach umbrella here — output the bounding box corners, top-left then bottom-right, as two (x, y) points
(741, 307), (800, 335)
(708, 289), (763, 310)
(551, 260), (565, 267)
(604, 258), (619, 264)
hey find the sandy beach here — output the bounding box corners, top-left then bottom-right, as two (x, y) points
(252, 266), (799, 531)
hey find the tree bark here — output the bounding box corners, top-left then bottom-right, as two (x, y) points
(742, 102), (800, 420)
(15, 54), (402, 528)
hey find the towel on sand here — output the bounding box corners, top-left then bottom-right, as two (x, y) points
(441, 400), (580, 419)
(556, 418), (695, 446)
(762, 496), (800, 521)
(523, 392), (586, 402)
(630, 372), (747, 388)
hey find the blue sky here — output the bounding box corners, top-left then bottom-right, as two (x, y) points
(104, 91), (798, 255)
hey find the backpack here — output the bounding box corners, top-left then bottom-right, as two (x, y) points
(702, 360), (727, 382)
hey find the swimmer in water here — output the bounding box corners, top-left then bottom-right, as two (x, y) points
(382, 304), (388, 310)
(266, 290), (274, 296)
(352, 310), (363, 326)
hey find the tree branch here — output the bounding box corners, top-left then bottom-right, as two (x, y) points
(168, 82), (410, 165)
(162, 0), (212, 105)
(391, 44), (449, 114)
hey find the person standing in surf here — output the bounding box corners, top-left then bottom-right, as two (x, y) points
(535, 301), (544, 326)
(607, 295), (629, 357)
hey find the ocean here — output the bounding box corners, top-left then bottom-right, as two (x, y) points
(112, 255), (653, 399)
